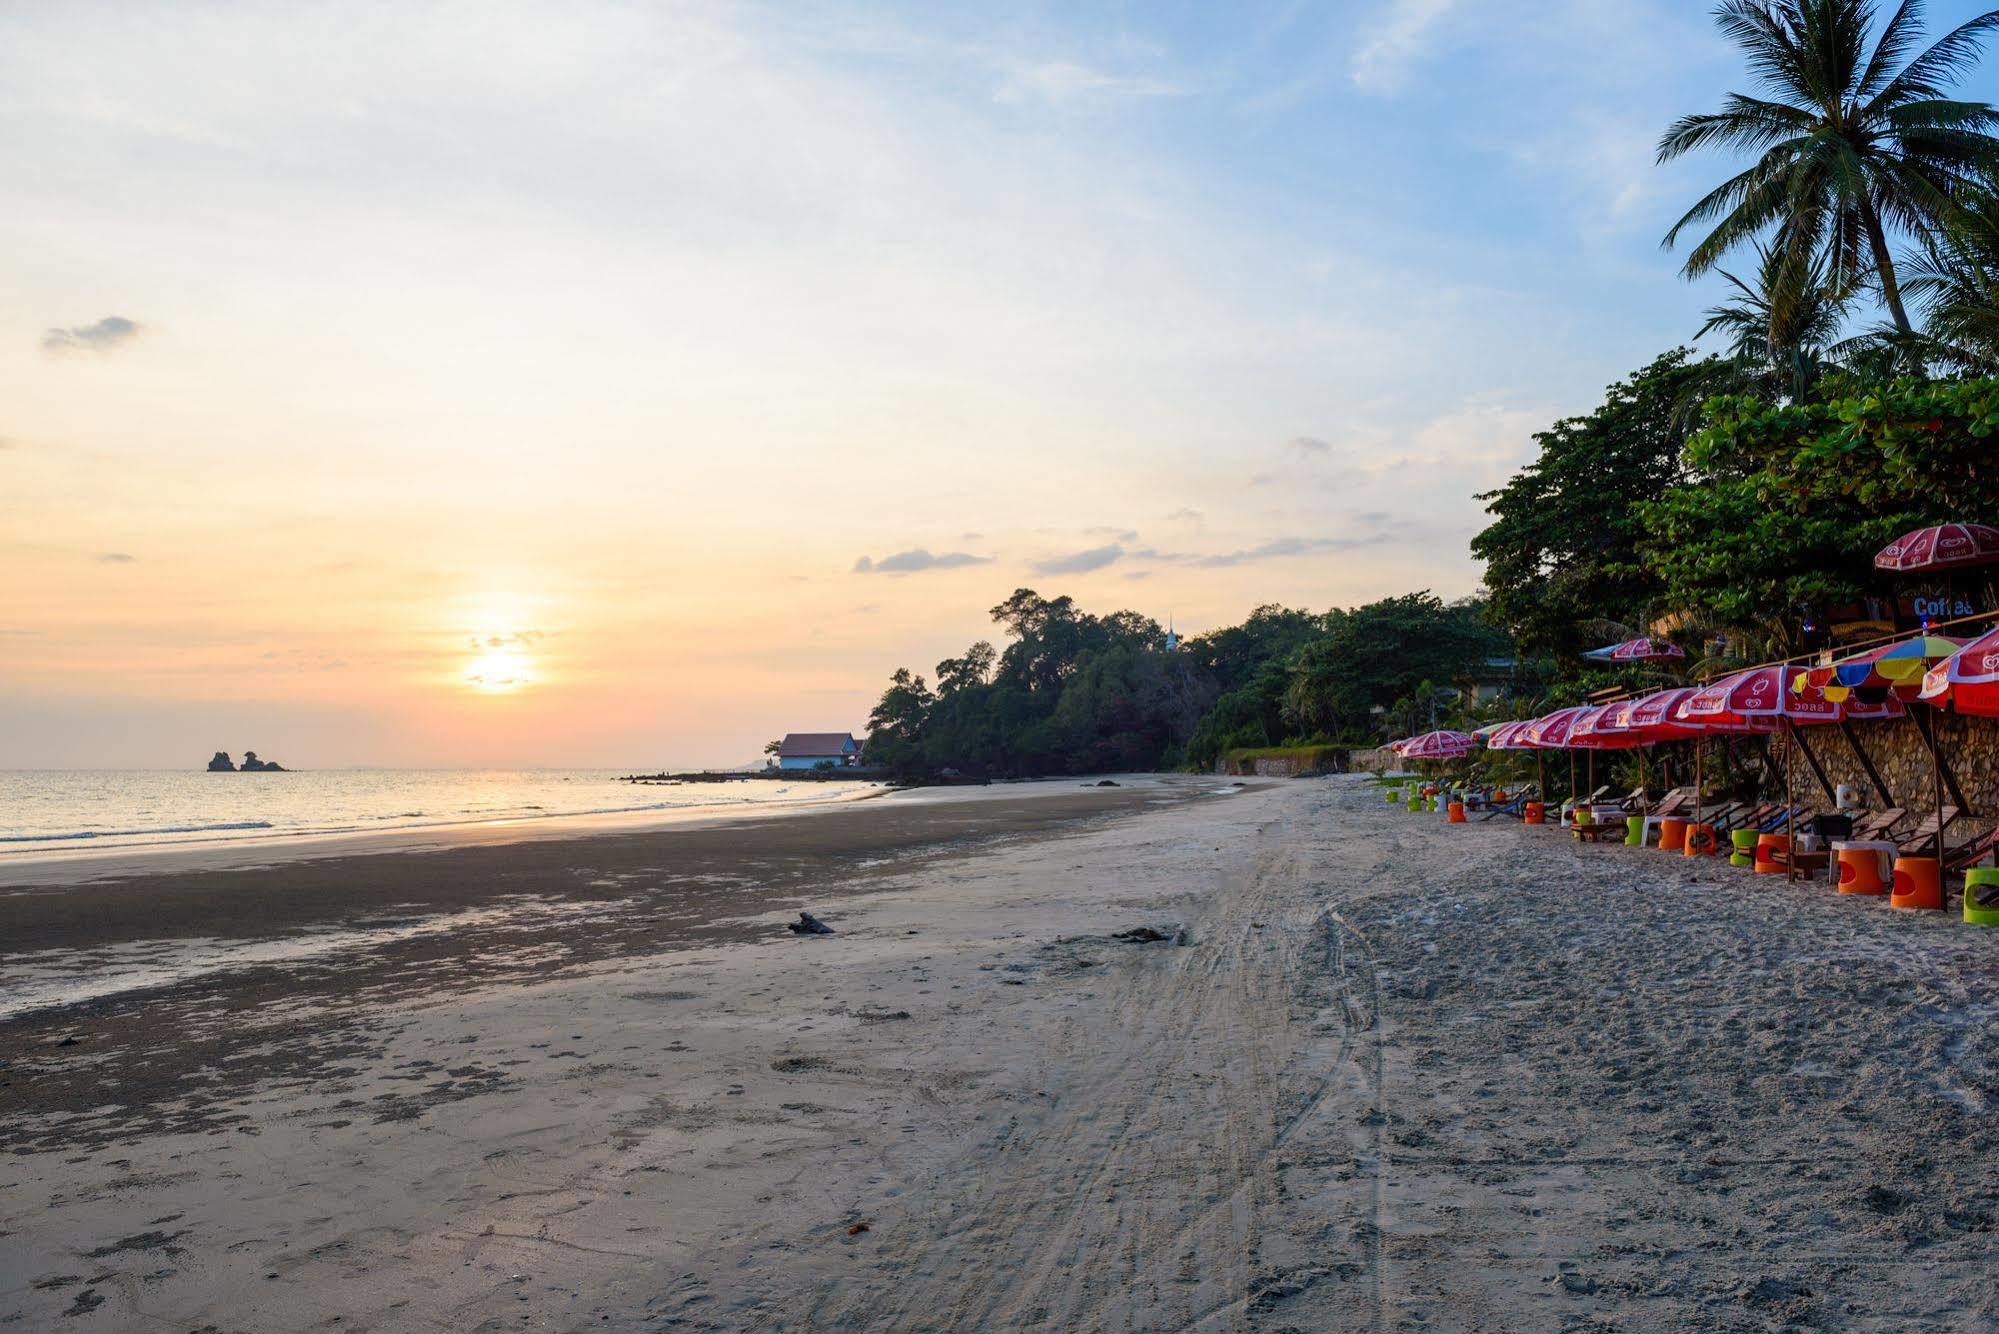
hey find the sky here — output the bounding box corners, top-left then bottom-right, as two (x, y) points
(4, 0), (1992, 768)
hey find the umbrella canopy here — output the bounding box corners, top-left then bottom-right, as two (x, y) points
(1520, 706), (1592, 749)
(1481, 719), (1537, 750)
(1684, 668), (1835, 727)
(1613, 687), (1704, 742)
(1568, 702), (1650, 749)
(1795, 634), (1967, 701)
(1398, 729), (1476, 760)
(1919, 626), (1999, 718)
(1584, 637), (1686, 662)
(1874, 522), (1999, 572)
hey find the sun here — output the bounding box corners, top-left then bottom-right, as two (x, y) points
(464, 644), (534, 693)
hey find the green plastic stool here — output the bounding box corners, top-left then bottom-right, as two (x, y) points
(1965, 868), (1999, 927)
(1730, 829), (1758, 867)
(1407, 796), (1422, 813)
(1625, 816), (1645, 847)
(1386, 787), (1400, 804)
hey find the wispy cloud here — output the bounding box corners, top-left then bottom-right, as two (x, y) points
(41, 315), (144, 355)
(1288, 435), (1332, 457)
(1134, 535), (1385, 568)
(96, 552), (137, 564)
(1351, 0), (1457, 94)
(852, 548), (993, 575)
(994, 59), (1184, 107)
(1032, 542), (1125, 575)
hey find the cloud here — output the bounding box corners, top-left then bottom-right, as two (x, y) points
(1164, 508), (1202, 523)
(1032, 543), (1125, 576)
(1288, 436), (1332, 457)
(852, 548), (993, 575)
(1351, 0), (1457, 94)
(1135, 535), (1385, 568)
(96, 552), (138, 564)
(41, 316), (144, 355)
(994, 59), (1184, 107)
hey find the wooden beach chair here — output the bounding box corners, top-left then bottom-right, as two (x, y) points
(1895, 807), (1963, 859)
(1849, 807), (1907, 843)
(1946, 826), (1999, 875)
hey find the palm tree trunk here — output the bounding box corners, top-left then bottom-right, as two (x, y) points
(1862, 202), (1914, 336)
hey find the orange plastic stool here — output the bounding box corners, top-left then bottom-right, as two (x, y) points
(1447, 801), (1466, 823)
(1524, 802), (1545, 825)
(1890, 857), (1944, 911)
(1835, 846), (1889, 896)
(1659, 817), (1689, 852)
(1683, 823), (1717, 857)
(1754, 833), (1790, 875)
(1492, 789), (1508, 804)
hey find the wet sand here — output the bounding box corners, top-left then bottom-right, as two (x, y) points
(7, 775), (1999, 1329)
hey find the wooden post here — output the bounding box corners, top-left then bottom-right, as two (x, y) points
(1791, 726), (1836, 802)
(1784, 719), (1796, 884)
(1914, 708), (1952, 914)
(1839, 720), (1894, 807)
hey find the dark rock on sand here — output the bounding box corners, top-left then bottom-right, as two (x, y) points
(788, 912), (835, 936)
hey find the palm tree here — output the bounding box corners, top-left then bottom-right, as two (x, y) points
(1698, 239), (1852, 364)
(1659, 0), (1999, 336)
(1906, 178), (1999, 368)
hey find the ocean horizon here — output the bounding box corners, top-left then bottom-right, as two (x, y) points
(0, 767), (867, 856)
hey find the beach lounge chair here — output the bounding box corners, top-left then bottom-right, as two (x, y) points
(1848, 807), (1908, 843)
(1946, 826), (1999, 875)
(1895, 806), (1963, 858)
(1479, 786), (1541, 821)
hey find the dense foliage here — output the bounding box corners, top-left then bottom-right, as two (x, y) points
(861, 590), (1514, 779)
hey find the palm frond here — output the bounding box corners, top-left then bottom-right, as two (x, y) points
(1868, 9), (1999, 107)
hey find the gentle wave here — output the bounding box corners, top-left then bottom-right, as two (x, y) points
(0, 820), (276, 844)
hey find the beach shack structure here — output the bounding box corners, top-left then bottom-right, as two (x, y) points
(776, 733), (861, 771)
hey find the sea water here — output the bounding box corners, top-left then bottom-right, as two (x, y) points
(0, 768), (872, 857)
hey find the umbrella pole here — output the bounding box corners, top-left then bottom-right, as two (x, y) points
(1784, 719), (1795, 884)
(1919, 708), (1950, 913)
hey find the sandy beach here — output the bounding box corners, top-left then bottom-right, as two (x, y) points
(7, 774), (1999, 1329)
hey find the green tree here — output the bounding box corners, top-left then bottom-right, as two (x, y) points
(1907, 179), (1999, 369)
(1471, 351), (1715, 662)
(1659, 0), (1999, 336)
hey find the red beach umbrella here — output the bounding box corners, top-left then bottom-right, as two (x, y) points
(1520, 706), (1592, 749)
(1584, 637), (1687, 662)
(1568, 703), (1649, 750)
(1919, 626), (1999, 718)
(1613, 687), (1704, 742)
(1874, 523), (1999, 572)
(1399, 729), (1476, 761)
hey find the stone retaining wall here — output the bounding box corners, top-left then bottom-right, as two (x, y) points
(1773, 711), (1996, 832)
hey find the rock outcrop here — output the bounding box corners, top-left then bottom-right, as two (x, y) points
(207, 750), (287, 772)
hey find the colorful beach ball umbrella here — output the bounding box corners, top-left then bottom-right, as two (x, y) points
(1794, 634), (1967, 702)
(1874, 522), (1999, 573)
(1583, 637), (1687, 662)
(1919, 626), (1999, 717)
(1398, 729), (1477, 760)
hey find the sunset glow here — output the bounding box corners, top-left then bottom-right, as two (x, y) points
(0, 1), (1781, 768)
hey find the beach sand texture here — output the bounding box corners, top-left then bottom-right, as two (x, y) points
(6, 775), (1999, 1329)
